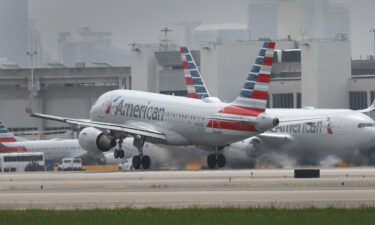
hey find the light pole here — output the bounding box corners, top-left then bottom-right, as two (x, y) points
(26, 51), (37, 95)
(370, 28), (375, 58)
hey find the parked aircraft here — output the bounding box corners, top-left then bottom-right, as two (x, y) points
(27, 42), (281, 169)
(0, 121), (128, 164)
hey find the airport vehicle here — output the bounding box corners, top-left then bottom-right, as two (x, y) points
(0, 152), (45, 172)
(58, 157), (82, 171)
(180, 46), (375, 166)
(27, 42), (281, 169)
(118, 158), (134, 171)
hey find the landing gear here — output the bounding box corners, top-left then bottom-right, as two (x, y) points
(207, 153), (226, 169)
(131, 136), (151, 169)
(114, 137), (125, 159)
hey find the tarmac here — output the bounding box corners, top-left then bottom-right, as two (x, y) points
(1, 168), (375, 209)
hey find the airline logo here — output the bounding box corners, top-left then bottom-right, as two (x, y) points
(271, 121), (334, 135)
(205, 42), (276, 133)
(180, 47), (210, 99)
(106, 96), (166, 121)
(233, 41), (275, 110)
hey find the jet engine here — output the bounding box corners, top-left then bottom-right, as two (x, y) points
(255, 113), (279, 132)
(78, 127), (116, 152)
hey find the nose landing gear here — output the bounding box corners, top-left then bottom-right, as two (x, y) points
(114, 137), (125, 159)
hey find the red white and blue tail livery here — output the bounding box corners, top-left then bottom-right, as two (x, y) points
(232, 41), (275, 110)
(180, 47), (210, 99)
(0, 121), (17, 143)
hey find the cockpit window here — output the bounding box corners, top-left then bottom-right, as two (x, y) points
(358, 123), (375, 128)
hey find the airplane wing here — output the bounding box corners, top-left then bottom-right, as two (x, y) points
(257, 132), (293, 142)
(27, 110), (166, 140)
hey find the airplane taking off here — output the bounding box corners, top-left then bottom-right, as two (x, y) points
(27, 42), (280, 169)
(179, 46), (375, 166)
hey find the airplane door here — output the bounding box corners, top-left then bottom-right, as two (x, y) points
(207, 114), (221, 134)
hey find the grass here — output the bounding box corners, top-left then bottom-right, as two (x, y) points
(1, 207), (375, 225)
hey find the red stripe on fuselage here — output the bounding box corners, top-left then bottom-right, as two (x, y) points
(0, 137), (17, 142)
(0, 146), (28, 153)
(219, 106), (264, 117)
(208, 120), (257, 132)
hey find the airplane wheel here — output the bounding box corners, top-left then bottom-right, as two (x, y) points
(207, 154), (216, 169)
(132, 155), (141, 169)
(141, 155), (151, 169)
(217, 154), (226, 168)
(118, 150), (125, 158)
(114, 150), (119, 159)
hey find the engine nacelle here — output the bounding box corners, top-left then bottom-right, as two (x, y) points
(78, 127), (116, 153)
(255, 113), (279, 132)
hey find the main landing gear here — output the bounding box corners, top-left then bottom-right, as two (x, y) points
(132, 135), (151, 169)
(207, 147), (226, 169)
(113, 136), (151, 169)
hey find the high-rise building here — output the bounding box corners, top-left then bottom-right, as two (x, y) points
(0, 0), (28, 67)
(248, 0), (350, 41)
(58, 27), (130, 67)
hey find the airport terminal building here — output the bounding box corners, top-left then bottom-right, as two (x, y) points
(1, 39), (375, 139)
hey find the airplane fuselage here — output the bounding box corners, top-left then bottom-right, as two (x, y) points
(90, 90), (266, 147)
(234, 108), (375, 163)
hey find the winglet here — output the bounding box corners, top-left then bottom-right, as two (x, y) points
(359, 99), (375, 113)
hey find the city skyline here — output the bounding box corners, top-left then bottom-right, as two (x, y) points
(23, 0), (375, 61)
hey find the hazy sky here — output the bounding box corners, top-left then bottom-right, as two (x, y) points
(29, 0), (375, 59)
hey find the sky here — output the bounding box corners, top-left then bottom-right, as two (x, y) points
(29, 0), (375, 59)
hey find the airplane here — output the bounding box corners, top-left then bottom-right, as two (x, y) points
(0, 121), (162, 167)
(0, 120), (134, 165)
(179, 45), (375, 167)
(27, 41), (282, 169)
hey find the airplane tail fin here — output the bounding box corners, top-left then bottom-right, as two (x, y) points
(231, 41), (276, 111)
(180, 47), (210, 99)
(0, 121), (17, 143)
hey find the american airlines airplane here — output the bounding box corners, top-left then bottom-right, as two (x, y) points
(0, 121), (135, 165)
(180, 45), (375, 166)
(27, 42), (283, 169)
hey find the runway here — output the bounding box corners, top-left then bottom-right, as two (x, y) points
(1, 168), (375, 209)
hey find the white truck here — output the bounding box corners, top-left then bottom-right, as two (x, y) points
(58, 158), (82, 171)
